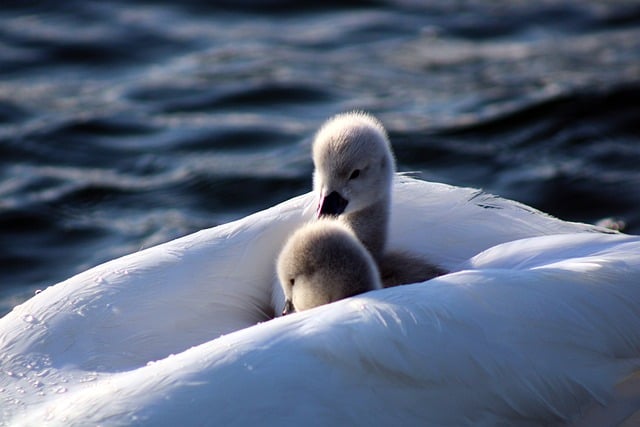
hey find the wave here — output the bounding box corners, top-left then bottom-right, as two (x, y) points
(1, 0), (639, 316)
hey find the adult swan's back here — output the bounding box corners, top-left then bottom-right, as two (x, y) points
(13, 232), (640, 426)
(0, 175), (625, 423)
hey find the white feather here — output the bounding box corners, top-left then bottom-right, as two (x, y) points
(0, 177), (634, 426)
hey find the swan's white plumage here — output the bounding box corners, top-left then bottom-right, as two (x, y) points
(386, 177), (612, 271)
(0, 193), (312, 375)
(13, 233), (640, 426)
(0, 176), (632, 425)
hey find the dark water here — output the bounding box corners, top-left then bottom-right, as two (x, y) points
(1, 0), (639, 315)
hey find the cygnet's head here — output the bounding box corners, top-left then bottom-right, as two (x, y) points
(277, 219), (382, 314)
(312, 112), (396, 217)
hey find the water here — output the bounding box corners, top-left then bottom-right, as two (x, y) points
(1, 0), (639, 316)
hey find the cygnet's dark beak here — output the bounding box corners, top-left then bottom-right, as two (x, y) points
(317, 191), (348, 217)
(282, 299), (295, 316)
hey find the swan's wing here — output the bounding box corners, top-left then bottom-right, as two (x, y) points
(464, 232), (639, 271)
(17, 235), (640, 426)
(0, 193), (314, 374)
(389, 177), (612, 270)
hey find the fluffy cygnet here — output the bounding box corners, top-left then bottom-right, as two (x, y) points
(312, 112), (446, 287)
(277, 219), (382, 314)
(313, 112), (393, 257)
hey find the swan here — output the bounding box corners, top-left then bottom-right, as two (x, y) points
(277, 219), (381, 314)
(311, 112), (446, 288)
(1, 176), (605, 376)
(8, 232), (640, 426)
(0, 118), (624, 425)
(0, 176), (624, 424)
(312, 112), (394, 257)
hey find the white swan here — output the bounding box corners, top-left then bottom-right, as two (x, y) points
(277, 219), (381, 314)
(7, 232), (640, 426)
(0, 120), (626, 423)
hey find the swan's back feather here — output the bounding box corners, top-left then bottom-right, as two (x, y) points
(0, 194), (312, 373)
(16, 233), (640, 425)
(389, 177), (611, 270)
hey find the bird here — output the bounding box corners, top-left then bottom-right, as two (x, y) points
(312, 112), (451, 287)
(0, 175), (606, 378)
(0, 113), (623, 424)
(312, 112), (395, 258)
(10, 232), (640, 426)
(279, 109), (451, 310)
(277, 219), (381, 314)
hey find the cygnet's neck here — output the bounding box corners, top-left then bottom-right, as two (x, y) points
(342, 197), (389, 260)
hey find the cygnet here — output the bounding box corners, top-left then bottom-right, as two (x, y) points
(277, 219), (381, 314)
(312, 111), (446, 286)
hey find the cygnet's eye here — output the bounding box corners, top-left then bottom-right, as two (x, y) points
(289, 278), (295, 287)
(349, 169), (360, 180)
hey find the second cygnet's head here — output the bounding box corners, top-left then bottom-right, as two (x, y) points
(277, 219), (382, 314)
(312, 112), (396, 217)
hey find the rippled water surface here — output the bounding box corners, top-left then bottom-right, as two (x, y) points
(1, 0), (639, 315)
